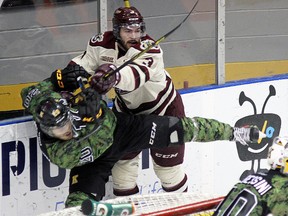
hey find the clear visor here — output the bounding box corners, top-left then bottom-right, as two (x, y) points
(119, 23), (141, 28)
(42, 118), (74, 140)
(51, 119), (72, 136)
(119, 23), (146, 36)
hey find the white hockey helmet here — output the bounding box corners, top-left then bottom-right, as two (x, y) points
(267, 136), (288, 175)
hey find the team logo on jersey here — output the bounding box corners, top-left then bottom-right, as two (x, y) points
(91, 33), (104, 44)
(140, 39), (159, 50)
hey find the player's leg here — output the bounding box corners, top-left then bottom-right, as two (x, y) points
(111, 111), (263, 198)
(65, 157), (115, 207)
(110, 106), (184, 197)
(151, 146), (188, 192)
(181, 117), (263, 144)
(152, 91), (188, 192)
(111, 152), (141, 196)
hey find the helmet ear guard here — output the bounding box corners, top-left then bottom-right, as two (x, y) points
(267, 136), (288, 175)
(112, 6), (146, 40)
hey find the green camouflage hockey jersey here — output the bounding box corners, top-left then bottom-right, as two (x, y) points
(21, 80), (235, 170)
(21, 80), (117, 169)
(213, 169), (288, 215)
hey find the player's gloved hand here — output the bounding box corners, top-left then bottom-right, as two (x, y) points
(89, 63), (120, 94)
(60, 91), (75, 104)
(50, 64), (91, 91)
(77, 87), (101, 123)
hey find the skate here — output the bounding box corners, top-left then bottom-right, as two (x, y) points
(233, 126), (266, 145)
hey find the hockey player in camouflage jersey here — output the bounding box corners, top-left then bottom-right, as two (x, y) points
(21, 80), (263, 207)
(213, 136), (288, 216)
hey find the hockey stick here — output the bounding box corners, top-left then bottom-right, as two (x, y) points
(104, 0), (200, 78)
(71, 77), (89, 103)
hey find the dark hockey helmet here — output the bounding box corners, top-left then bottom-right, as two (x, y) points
(112, 6), (146, 40)
(35, 98), (70, 136)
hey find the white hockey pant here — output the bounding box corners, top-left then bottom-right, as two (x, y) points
(112, 154), (140, 191)
(153, 160), (187, 192)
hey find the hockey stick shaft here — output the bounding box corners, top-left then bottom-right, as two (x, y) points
(72, 77), (90, 103)
(105, 0), (199, 78)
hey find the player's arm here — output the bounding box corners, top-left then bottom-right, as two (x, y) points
(49, 33), (108, 92)
(21, 80), (63, 116)
(115, 49), (164, 91)
(89, 46), (164, 94)
(71, 40), (101, 74)
(113, 38), (164, 91)
(52, 32), (113, 93)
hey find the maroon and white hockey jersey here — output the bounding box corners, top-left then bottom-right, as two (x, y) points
(72, 31), (176, 115)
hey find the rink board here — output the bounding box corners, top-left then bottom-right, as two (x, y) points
(1, 74), (288, 215)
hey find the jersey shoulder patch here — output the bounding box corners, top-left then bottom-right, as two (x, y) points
(89, 31), (116, 49)
(133, 34), (161, 54)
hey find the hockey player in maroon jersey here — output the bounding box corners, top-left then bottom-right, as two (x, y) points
(50, 5), (189, 197)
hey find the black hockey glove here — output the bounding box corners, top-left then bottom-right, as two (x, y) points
(77, 87), (101, 123)
(50, 64), (91, 91)
(89, 63), (120, 94)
